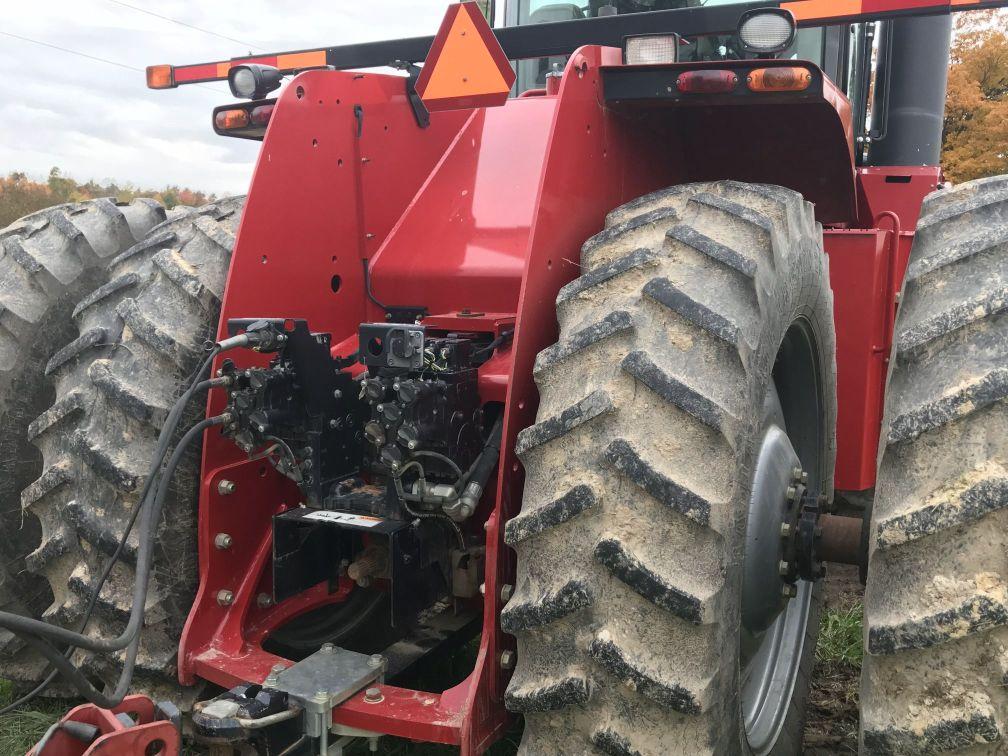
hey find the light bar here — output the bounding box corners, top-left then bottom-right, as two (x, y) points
(149, 50), (327, 89)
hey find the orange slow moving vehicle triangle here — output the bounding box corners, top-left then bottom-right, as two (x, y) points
(416, 2), (516, 112)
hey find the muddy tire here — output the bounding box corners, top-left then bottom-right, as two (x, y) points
(504, 181), (836, 754)
(2, 199), (244, 694)
(861, 175), (1008, 753)
(0, 199), (166, 618)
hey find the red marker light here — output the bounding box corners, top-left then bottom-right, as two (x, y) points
(250, 104), (274, 127)
(675, 70), (738, 94)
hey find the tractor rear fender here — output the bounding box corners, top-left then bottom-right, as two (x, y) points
(601, 58), (858, 225)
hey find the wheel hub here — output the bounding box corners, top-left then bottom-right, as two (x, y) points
(739, 392), (825, 755)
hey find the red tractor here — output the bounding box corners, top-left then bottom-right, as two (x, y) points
(3, 0), (1007, 753)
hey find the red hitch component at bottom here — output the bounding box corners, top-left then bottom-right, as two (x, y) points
(26, 695), (180, 756)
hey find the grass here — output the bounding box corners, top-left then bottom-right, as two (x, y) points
(816, 602), (864, 667)
(0, 679), (74, 755)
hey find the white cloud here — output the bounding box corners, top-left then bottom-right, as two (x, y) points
(0, 0), (449, 195)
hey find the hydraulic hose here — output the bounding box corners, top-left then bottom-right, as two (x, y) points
(0, 351), (222, 653)
(13, 414), (228, 708)
(0, 371), (228, 715)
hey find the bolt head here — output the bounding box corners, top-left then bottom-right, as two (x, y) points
(781, 584), (797, 599)
(786, 485), (798, 501)
(499, 650), (515, 669)
(792, 466), (803, 480)
(780, 523), (792, 538)
(368, 653), (384, 668)
(272, 663), (287, 673)
(214, 533), (233, 550)
(364, 687), (383, 703)
(321, 642), (335, 653)
(778, 560), (790, 576)
(333, 389), (342, 399)
(216, 589), (234, 606)
(256, 593), (274, 609)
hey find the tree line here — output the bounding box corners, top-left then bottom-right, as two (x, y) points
(0, 167), (215, 228)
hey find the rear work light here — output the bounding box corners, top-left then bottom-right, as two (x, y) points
(737, 9), (797, 55)
(624, 34), (681, 65)
(676, 69), (738, 94)
(146, 65), (174, 89)
(215, 109), (250, 130)
(747, 66), (811, 92)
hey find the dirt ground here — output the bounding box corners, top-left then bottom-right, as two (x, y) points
(803, 563), (864, 754)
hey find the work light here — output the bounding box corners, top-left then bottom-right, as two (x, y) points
(737, 8), (796, 55)
(623, 34), (681, 65)
(228, 64), (283, 99)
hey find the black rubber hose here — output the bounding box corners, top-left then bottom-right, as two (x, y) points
(0, 372), (227, 715)
(13, 414), (227, 708)
(0, 351), (220, 653)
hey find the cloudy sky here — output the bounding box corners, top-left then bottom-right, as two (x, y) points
(0, 1), (450, 195)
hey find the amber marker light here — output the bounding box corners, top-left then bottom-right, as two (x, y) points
(146, 65), (175, 90)
(214, 109), (250, 130)
(747, 66), (812, 92)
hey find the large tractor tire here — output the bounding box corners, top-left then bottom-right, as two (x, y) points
(504, 181), (836, 754)
(0, 199), (166, 621)
(2, 198), (245, 692)
(861, 174), (1008, 753)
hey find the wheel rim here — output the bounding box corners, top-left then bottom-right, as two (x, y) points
(740, 319), (823, 754)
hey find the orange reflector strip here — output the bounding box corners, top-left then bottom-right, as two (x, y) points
(215, 109), (250, 130)
(416, 1), (516, 112)
(146, 65), (175, 89)
(747, 67), (812, 92)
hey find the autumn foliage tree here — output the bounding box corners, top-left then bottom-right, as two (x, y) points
(0, 168), (215, 228)
(943, 10), (1008, 182)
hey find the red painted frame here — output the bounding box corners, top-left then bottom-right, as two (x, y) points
(26, 696), (179, 756)
(174, 45), (935, 754)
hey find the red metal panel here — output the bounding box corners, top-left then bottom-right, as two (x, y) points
(180, 69), (473, 684)
(27, 696), (179, 756)
(857, 166), (941, 232)
(824, 229), (892, 490)
(368, 99), (557, 319)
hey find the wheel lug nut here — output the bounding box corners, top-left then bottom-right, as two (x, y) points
(792, 466), (803, 480)
(781, 584), (797, 599)
(778, 560), (790, 576)
(780, 522), (792, 537)
(786, 485), (797, 501)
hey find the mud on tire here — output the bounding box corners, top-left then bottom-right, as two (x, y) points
(861, 175), (1008, 754)
(3, 198), (244, 694)
(0, 199), (166, 626)
(504, 181), (836, 754)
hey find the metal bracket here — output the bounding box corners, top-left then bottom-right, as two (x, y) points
(395, 60), (430, 129)
(273, 644), (386, 754)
